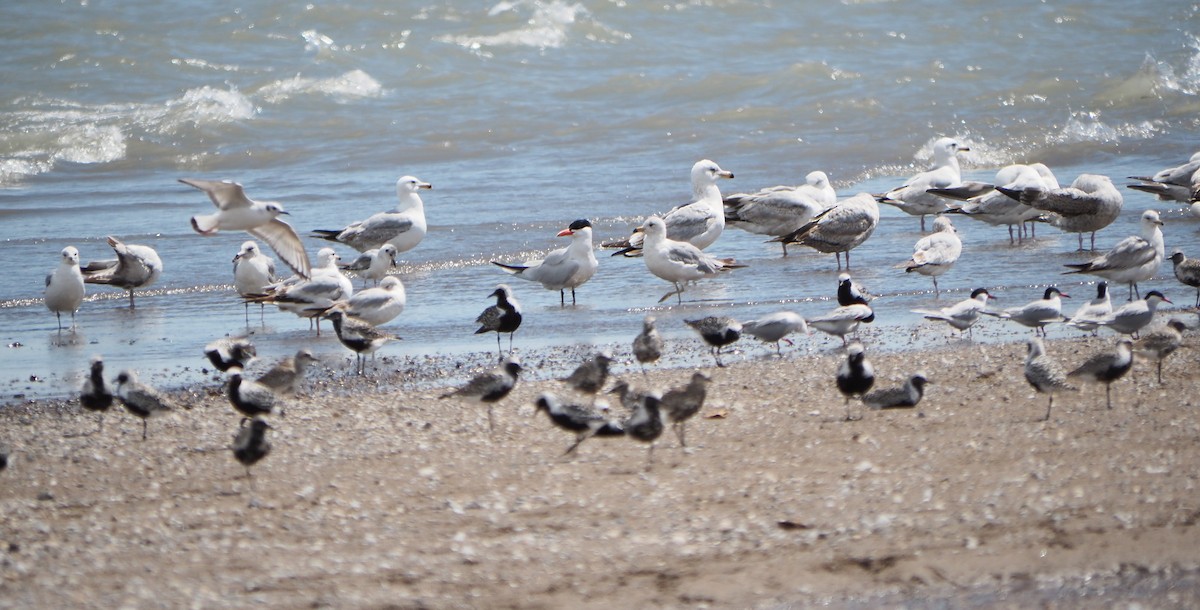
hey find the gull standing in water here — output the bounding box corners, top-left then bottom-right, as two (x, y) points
(1024, 337), (1076, 421)
(250, 248), (352, 334)
(345, 276), (406, 326)
(475, 284), (523, 355)
(632, 315), (663, 374)
(912, 288), (993, 337)
(987, 286), (1069, 336)
(1064, 210), (1164, 301)
(877, 137), (970, 231)
(1067, 338), (1134, 410)
(1064, 282), (1112, 335)
(312, 175), (432, 253)
(608, 160), (734, 255)
(936, 163), (1057, 244)
(44, 246), (85, 331)
(723, 170), (836, 254)
(493, 219), (598, 306)
(81, 236), (162, 310)
(232, 241), (276, 324)
(1009, 173), (1123, 251)
(1168, 251), (1200, 307)
(640, 216), (744, 304)
(770, 193), (880, 269)
(1126, 151), (1200, 203)
(180, 178), (310, 278)
(903, 215), (962, 298)
(339, 244), (397, 288)
(685, 316), (742, 367)
(740, 311), (808, 355)
(440, 356), (522, 433)
(836, 342), (875, 420)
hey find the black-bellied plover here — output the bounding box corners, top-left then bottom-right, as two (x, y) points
(562, 351), (615, 404)
(439, 356), (522, 433)
(80, 356), (114, 433)
(180, 177), (311, 278)
(836, 342), (875, 421)
(658, 371), (711, 447)
(861, 373), (928, 411)
(325, 309), (396, 376)
(231, 417), (272, 490)
(475, 284), (523, 355)
(741, 311), (808, 356)
(624, 391), (664, 470)
(204, 336), (257, 373)
(45, 246), (85, 331)
(837, 273), (870, 306)
(81, 236), (162, 309)
(228, 369), (278, 422)
(1136, 318), (1188, 383)
(632, 315), (663, 375)
(1068, 338), (1134, 410)
(114, 370), (172, 440)
(1168, 251), (1200, 308)
(493, 219), (598, 306)
(256, 349), (319, 395)
(534, 392), (625, 455)
(1024, 337), (1077, 421)
(312, 175), (432, 253)
(685, 316), (742, 367)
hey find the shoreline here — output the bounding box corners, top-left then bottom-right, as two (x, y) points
(2, 331), (1199, 607)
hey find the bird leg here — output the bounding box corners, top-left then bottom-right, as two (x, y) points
(487, 405), (495, 434)
(141, 419), (148, 441)
(644, 443), (656, 472)
(1042, 395), (1053, 422)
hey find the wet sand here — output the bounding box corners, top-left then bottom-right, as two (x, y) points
(1, 331), (1199, 608)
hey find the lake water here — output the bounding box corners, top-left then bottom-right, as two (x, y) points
(2, 0), (1199, 402)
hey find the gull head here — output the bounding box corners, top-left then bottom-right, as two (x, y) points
(691, 159), (734, 187)
(60, 246), (80, 265)
(397, 175), (432, 193)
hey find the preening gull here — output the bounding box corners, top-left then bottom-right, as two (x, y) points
(81, 236), (162, 310)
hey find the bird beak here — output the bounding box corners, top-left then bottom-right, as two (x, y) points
(418, 182), (432, 190)
(718, 170), (734, 179)
(556, 229), (574, 237)
(279, 210), (291, 215)
(1059, 293), (1070, 299)
(958, 146), (971, 152)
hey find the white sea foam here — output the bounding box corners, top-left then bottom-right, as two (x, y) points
(257, 70), (383, 104)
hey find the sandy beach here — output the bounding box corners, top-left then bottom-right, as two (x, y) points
(2, 331), (1199, 608)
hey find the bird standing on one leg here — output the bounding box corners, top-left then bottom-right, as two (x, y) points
(1024, 337), (1077, 421)
(658, 371), (711, 448)
(113, 370), (172, 440)
(1067, 338), (1134, 410)
(232, 417), (272, 493)
(632, 315), (663, 375)
(685, 316), (742, 367)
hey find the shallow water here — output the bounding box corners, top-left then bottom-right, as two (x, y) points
(3, 0), (1200, 402)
